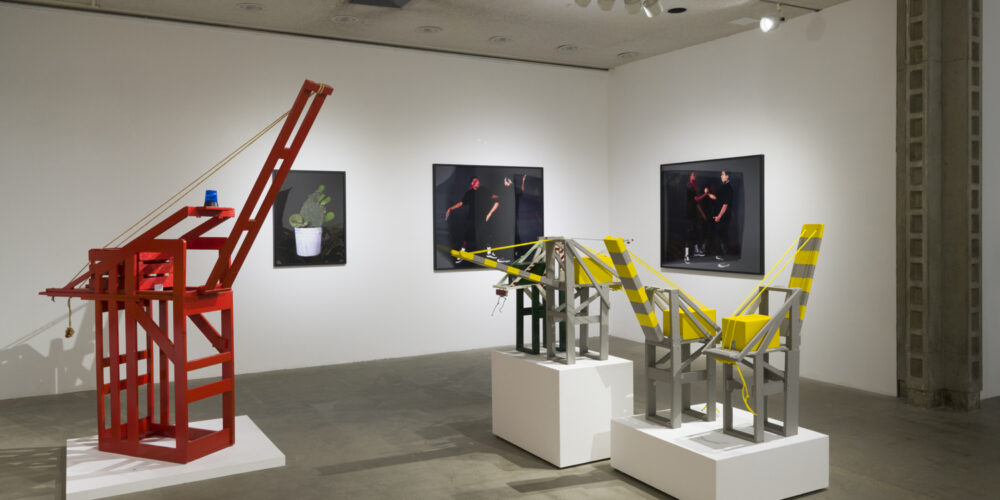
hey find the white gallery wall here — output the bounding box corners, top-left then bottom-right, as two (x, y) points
(0, 4), (609, 400)
(983, 1), (999, 399)
(1, 0), (991, 403)
(607, 0), (897, 395)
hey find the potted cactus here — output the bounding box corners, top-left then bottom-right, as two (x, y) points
(289, 184), (335, 257)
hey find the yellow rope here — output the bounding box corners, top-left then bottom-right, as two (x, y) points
(468, 239), (552, 255)
(734, 363), (755, 415)
(731, 237), (799, 317)
(578, 243), (604, 255)
(626, 250), (708, 309)
(715, 229), (818, 415)
(576, 243), (693, 300)
(717, 320), (756, 414)
(731, 230), (817, 318)
(67, 110), (291, 283)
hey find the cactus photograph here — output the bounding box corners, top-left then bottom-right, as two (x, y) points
(273, 170), (346, 267)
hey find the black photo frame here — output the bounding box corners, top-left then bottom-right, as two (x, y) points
(660, 155), (764, 274)
(432, 164), (544, 271)
(273, 170), (346, 267)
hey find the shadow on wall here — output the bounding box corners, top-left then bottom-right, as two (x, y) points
(0, 303), (96, 398)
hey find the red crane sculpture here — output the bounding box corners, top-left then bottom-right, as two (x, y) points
(41, 80), (333, 463)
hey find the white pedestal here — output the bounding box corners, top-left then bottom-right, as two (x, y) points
(491, 350), (633, 468)
(66, 415), (284, 499)
(611, 409), (828, 500)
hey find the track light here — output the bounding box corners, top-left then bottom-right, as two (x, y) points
(574, 0), (685, 18)
(758, 1), (821, 33)
(760, 2), (784, 32)
(642, 0), (663, 18)
(759, 14), (783, 32)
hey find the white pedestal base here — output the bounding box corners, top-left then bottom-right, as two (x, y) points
(66, 415), (284, 499)
(611, 409), (828, 500)
(491, 350), (633, 468)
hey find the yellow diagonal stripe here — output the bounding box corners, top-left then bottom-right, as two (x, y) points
(636, 311), (659, 328)
(801, 224), (824, 238)
(614, 263), (637, 279)
(794, 250), (819, 266)
(784, 305), (810, 320)
(625, 287), (648, 304)
(789, 276), (813, 292)
(604, 236), (626, 253)
(469, 239), (552, 255)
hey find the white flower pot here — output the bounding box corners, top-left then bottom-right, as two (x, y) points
(294, 227), (322, 257)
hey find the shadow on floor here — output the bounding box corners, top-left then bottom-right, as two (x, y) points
(315, 418), (551, 476)
(0, 445), (65, 500)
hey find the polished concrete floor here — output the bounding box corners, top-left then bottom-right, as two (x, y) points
(1, 336), (998, 499)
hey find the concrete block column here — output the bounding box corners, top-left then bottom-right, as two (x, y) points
(896, 0), (982, 409)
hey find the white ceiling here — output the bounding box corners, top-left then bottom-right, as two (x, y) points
(11, 0), (848, 69)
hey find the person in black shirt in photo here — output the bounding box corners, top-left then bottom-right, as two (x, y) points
(445, 176), (485, 261)
(708, 170), (733, 269)
(684, 171), (710, 264)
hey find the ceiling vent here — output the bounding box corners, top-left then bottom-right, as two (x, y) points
(349, 0), (412, 7)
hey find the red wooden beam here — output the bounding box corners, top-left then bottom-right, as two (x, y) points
(187, 352), (233, 372)
(205, 80), (333, 291)
(39, 79), (332, 464)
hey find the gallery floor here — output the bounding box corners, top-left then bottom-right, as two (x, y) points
(2, 336), (997, 500)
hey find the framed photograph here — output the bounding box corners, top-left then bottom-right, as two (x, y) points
(660, 155), (764, 274)
(272, 170), (346, 267)
(432, 164), (544, 270)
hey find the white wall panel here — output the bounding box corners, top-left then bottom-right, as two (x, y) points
(0, 4), (608, 399)
(607, 0), (897, 395)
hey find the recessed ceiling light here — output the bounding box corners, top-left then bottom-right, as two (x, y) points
(236, 2), (263, 11)
(416, 25), (443, 34)
(617, 51), (640, 60)
(557, 44), (579, 52)
(667, 7), (687, 14)
(488, 35), (512, 44)
(331, 15), (360, 24)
